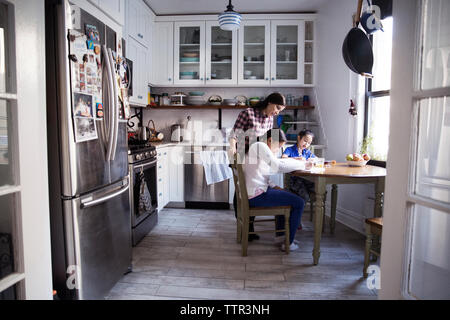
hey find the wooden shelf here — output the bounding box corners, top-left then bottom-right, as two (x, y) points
(145, 105), (315, 110)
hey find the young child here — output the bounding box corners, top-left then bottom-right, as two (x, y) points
(282, 129), (316, 207)
(243, 129), (305, 251)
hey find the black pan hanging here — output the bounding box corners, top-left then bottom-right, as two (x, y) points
(342, 0), (374, 78)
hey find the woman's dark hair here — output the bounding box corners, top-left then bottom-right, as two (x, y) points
(253, 92), (286, 111)
(298, 129), (315, 139)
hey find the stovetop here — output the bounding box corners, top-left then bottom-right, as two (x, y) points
(128, 139), (157, 163)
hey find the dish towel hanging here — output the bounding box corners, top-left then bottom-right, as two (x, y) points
(138, 173), (153, 213)
(200, 150), (233, 185)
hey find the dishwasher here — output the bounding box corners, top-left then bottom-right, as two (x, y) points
(184, 145), (230, 209)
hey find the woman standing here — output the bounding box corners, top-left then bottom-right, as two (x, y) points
(229, 93), (286, 241)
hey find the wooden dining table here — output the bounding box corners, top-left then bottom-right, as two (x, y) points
(288, 163), (387, 265)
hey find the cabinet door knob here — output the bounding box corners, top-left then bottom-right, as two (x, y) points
(138, 95), (143, 99)
(168, 77), (172, 81)
(206, 77), (210, 81)
(265, 78), (269, 81)
(138, 33), (143, 38)
(271, 77), (275, 81)
(200, 77), (203, 81)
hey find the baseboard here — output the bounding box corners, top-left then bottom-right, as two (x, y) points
(324, 203), (365, 235)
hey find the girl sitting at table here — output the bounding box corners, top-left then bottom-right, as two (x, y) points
(243, 129), (305, 251)
(282, 129), (316, 209)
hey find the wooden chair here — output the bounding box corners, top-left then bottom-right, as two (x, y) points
(363, 217), (383, 278)
(231, 160), (291, 256)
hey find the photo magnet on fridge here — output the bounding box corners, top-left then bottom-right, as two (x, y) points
(85, 24), (100, 44)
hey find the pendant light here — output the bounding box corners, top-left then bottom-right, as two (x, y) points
(218, 0), (242, 31)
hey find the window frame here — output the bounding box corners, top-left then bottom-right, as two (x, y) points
(363, 32), (391, 167)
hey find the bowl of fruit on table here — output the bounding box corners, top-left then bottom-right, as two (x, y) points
(346, 153), (370, 167)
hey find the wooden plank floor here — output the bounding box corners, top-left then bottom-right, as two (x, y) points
(106, 208), (379, 300)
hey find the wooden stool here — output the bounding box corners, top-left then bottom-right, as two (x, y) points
(363, 217), (383, 278)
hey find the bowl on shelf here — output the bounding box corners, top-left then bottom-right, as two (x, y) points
(235, 95), (247, 106)
(223, 99), (238, 106)
(188, 91), (205, 96)
(208, 95), (222, 105)
(180, 57), (199, 62)
(346, 160), (368, 167)
(185, 97), (206, 105)
(248, 97), (260, 106)
(182, 52), (199, 58)
(244, 70), (252, 76)
(180, 71), (197, 76)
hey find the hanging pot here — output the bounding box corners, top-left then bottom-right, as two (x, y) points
(342, 0), (374, 78)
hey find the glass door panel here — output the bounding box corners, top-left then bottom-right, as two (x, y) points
(275, 25), (298, 80)
(210, 26), (232, 80)
(243, 26), (266, 80)
(179, 26), (201, 80)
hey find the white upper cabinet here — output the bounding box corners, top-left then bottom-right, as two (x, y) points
(174, 21), (206, 86)
(88, 0), (125, 25)
(127, 36), (149, 106)
(127, 0), (151, 47)
(149, 14), (315, 87)
(238, 20), (271, 86)
(270, 20), (305, 86)
(151, 22), (174, 86)
(205, 21), (238, 85)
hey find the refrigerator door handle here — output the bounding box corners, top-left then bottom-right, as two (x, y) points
(102, 45), (115, 161)
(108, 48), (119, 161)
(80, 183), (129, 209)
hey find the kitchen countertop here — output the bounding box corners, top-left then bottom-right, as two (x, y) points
(152, 141), (230, 148)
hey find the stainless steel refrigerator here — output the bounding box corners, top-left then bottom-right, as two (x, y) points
(45, 0), (131, 299)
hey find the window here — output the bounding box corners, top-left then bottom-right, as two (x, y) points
(364, 17), (393, 162)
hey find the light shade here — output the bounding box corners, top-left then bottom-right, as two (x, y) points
(218, 11), (242, 31)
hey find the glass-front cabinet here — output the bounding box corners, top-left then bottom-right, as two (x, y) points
(238, 20), (271, 86)
(270, 20), (306, 86)
(205, 21), (238, 85)
(174, 21), (205, 85)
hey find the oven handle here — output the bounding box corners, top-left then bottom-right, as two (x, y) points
(132, 159), (157, 170)
(81, 184), (129, 209)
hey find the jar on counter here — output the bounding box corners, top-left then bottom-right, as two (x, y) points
(161, 93), (170, 106)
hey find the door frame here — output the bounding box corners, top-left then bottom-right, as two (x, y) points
(379, 0), (450, 299)
(0, 0), (52, 299)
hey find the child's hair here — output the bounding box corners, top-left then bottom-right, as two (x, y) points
(262, 129), (287, 143)
(298, 129), (315, 139)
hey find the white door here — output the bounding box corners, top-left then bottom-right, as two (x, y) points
(151, 22), (174, 86)
(270, 20), (304, 86)
(174, 21), (205, 86)
(0, 0), (52, 299)
(379, 0), (450, 299)
(205, 21), (238, 85)
(238, 20), (271, 86)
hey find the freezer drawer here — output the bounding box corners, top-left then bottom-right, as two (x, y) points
(62, 178), (131, 299)
(184, 146), (229, 206)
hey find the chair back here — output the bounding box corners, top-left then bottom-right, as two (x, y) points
(230, 154), (250, 217)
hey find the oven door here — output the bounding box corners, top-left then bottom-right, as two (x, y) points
(130, 158), (158, 226)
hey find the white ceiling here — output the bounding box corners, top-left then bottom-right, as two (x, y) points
(144, 0), (330, 15)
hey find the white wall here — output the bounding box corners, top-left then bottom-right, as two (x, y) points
(316, 0), (375, 233)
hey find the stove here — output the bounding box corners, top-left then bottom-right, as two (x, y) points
(128, 140), (157, 164)
(127, 139), (158, 246)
